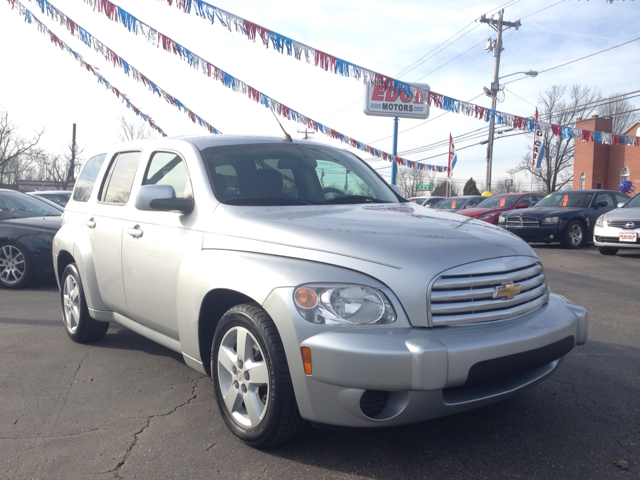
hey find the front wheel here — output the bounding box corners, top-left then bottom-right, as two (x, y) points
(562, 220), (585, 249)
(211, 304), (306, 448)
(598, 246), (619, 256)
(61, 263), (109, 343)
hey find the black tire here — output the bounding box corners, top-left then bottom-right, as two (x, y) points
(561, 220), (585, 249)
(210, 304), (306, 448)
(61, 263), (109, 343)
(598, 246), (619, 256)
(0, 241), (33, 289)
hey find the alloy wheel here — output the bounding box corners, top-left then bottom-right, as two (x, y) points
(568, 223), (583, 246)
(63, 274), (81, 333)
(0, 245), (26, 286)
(216, 326), (270, 428)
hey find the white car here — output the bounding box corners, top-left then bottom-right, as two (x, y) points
(594, 194), (640, 255)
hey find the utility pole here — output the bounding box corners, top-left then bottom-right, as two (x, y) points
(479, 10), (520, 193)
(65, 123), (77, 190)
(297, 128), (314, 140)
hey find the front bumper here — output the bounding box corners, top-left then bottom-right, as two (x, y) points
(502, 225), (560, 243)
(594, 225), (640, 248)
(263, 290), (587, 427)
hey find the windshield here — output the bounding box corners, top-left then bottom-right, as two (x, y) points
(201, 143), (399, 206)
(474, 196), (518, 208)
(535, 192), (594, 208)
(0, 191), (63, 219)
(625, 194), (640, 208)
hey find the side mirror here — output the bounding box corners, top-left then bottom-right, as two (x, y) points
(515, 203), (528, 209)
(596, 201), (609, 208)
(135, 185), (194, 214)
(617, 201), (627, 208)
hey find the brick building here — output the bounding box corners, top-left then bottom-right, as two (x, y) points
(573, 115), (640, 191)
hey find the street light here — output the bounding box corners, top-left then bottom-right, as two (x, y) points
(484, 70), (538, 190)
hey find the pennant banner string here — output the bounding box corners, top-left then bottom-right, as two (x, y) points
(75, 0), (639, 149)
(6, 0), (168, 137)
(16, 0), (223, 135)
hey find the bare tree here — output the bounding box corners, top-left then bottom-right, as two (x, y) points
(395, 166), (437, 198)
(508, 85), (601, 193)
(597, 93), (640, 135)
(0, 110), (44, 186)
(117, 115), (157, 142)
(26, 146), (83, 190)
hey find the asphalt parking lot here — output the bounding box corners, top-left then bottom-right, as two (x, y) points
(0, 245), (638, 480)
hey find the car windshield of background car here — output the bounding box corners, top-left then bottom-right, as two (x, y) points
(536, 192), (594, 208)
(624, 194), (640, 208)
(475, 196), (518, 208)
(0, 192), (62, 219)
(201, 143), (399, 206)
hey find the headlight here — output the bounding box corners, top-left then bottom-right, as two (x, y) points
(541, 216), (560, 225)
(479, 213), (496, 220)
(595, 214), (605, 227)
(498, 215), (506, 224)
(293, 284), (397, 325)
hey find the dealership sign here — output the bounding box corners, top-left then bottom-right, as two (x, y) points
(363, 83), (430, 119)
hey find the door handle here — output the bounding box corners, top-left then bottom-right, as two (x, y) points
(85, 218), (96, 229)
(127, 225), (143, 238)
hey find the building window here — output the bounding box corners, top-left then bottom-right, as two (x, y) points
(579, 172), (585, 190)
(596, 182), (603, 190)
(621, 166), (630, 183)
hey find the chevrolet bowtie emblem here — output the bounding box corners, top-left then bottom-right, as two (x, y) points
(495, 282), (521, 300)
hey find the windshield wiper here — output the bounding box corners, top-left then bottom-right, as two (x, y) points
(323, 195), (390, 204)
(224, 197), (321, 206)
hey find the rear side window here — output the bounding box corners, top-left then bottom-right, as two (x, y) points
(73, 154), (106, 202)
(100, 151), (141, 204)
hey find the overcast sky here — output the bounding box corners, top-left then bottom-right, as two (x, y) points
(1, 0), (638, 190)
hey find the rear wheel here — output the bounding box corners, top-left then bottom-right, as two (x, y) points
(61, 263), (109, 342)
(562, 221), (585, 249)
(211, 304), (306, 448)
(0, 242), (33, 289)
(598, 246), (619, 256)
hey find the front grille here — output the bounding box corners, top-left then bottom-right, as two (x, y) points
(506, 217), (539, 228)
(597, 236), (640, 244)
(429, 257), (549, 326)
(607, 220), (640, 229)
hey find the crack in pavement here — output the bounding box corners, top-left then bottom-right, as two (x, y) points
(0, 423), (108, 441)
(615, 431), (639, 455)
(550, 378), (629, 422)
(110, 377), (203, 478)
(50, 346), (92, 435)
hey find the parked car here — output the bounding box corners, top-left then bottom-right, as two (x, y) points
(499, 189), (630, 248)
(27, 194), (65, 213)
(434, 195), (485, 212)
(53, 136), (587, 447)
(408, 196), (445, 208)
(0, 188), (62, 288)
(27, 190), (73, 207)
(593, 193), (640, 255)
(457, 192), (544, 225)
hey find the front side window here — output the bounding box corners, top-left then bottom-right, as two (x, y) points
(143, 152), (191, 198)
(616, 193), (631, 206)
(73, 154), (106, 202)
(475, 195), (518, 208)
(201, 143), (398, 206)
(595, 193), (614, 207)
(100, 152), (141, 204)
(536, 192), (594, 208)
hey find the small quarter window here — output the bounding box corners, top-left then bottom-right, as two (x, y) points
(73, 154), (106, 202)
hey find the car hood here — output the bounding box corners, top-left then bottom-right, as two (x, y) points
(506, 206), (583, 218)
(604, 207), (640, 221)
(205, 203), (534, 269)
(1, 215), (62, 231)
(457, 206), (506, 218)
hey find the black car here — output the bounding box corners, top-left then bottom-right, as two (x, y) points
(499, 189), (630, 248)
(0, 189), (62, 288)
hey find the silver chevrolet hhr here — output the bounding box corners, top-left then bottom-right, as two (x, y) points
(53, 135), (588, 447)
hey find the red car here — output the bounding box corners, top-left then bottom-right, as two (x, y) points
(457, 192), (544, 225)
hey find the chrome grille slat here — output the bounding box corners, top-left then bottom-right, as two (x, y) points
(506, 217), (539, 227)
(429, 257), (549, 326)
(432, 264), (542, 290)
(431, 284), (547, 315)
(607, 220), (640, 228)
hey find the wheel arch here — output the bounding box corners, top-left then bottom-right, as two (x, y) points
(198, 288), (257, 377)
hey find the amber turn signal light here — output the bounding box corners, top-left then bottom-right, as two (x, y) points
(300, 347), (312, 375)
(294, 288), (318, 309)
